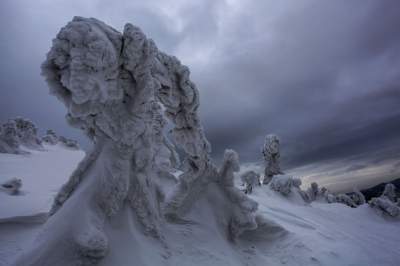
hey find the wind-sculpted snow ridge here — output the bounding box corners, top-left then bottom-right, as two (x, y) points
(369, 183), (400, 217)
(14, 17), (260, 266)
(262, 134), (282, 184)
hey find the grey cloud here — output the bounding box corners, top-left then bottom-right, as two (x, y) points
(0, 0), (399, 185)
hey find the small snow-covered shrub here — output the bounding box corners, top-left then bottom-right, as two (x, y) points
(350, 188), (366, 206)
(369, 197), (400, 217)
(269, 175), (301, 196)
(240, 170), (260, 194)
(42, 130), (59, 145)
(0, 120), (20, 154)
(382, 183), (397, 203)
(369, 183), (400, 217)
(14, 117), (43, 149)
(1, 177), (22, 195)
(335, 194), (357, 208)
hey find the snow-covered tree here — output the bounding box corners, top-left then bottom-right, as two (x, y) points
(269, 175), (301, 196)
(262, 134), (283, 184)
(14, 17), (260, 265)
(369, 183), (400, 217)
(382, 183), (397, 203)
(13, 117), (43, 149)
(350, 188), (366, 206)
(240, 170), (261, 194)
(0, 120), (21, 154)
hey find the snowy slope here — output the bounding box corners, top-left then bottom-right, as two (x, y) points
(0, 144), (85, 221)
(0, 146), (399, 266)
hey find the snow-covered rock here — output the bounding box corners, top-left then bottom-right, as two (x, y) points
(240, 170), (260, 194)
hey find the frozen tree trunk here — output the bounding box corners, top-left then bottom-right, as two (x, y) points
(15, 17), (259, 266)
(262, 134), (283, 184)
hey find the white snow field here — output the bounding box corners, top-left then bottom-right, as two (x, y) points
(0, 146), (399, 266)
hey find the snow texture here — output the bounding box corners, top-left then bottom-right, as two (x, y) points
(13, 17), (258, 265)
(262, 134), (282, 184)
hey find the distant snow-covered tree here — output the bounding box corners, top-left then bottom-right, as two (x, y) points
(42, 129), (59, 145)
(369, 183), (400, 217)
(269, 175), (301, 196)
(240, 170), (261, 194)
(262, 134), (283, 184)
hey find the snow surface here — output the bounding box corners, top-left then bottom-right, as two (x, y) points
(1, 147), (399, 266)
(0, 144), (84, 221)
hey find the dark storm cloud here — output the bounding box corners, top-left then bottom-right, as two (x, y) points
(0, 0), (399, 184)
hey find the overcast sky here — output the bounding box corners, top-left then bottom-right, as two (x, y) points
(1, 0), (399, 191)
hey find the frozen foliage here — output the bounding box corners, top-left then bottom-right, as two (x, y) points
(15, 17), (258, 265)
(240, 170), (261, 194)
(262, 134), (282, 184)
(0, 177), (22, 195)
(269, 175), (301, 196)
(369, 183), (400, 217)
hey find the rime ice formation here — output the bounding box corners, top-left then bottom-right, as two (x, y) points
(0, 177), (22, 195)
(369, 183), (400, 217)
(262, 134), (282, 184)
(14, 17), (259, 266)
(269, 175), (301, 196)
(240, 170), (261, 194)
